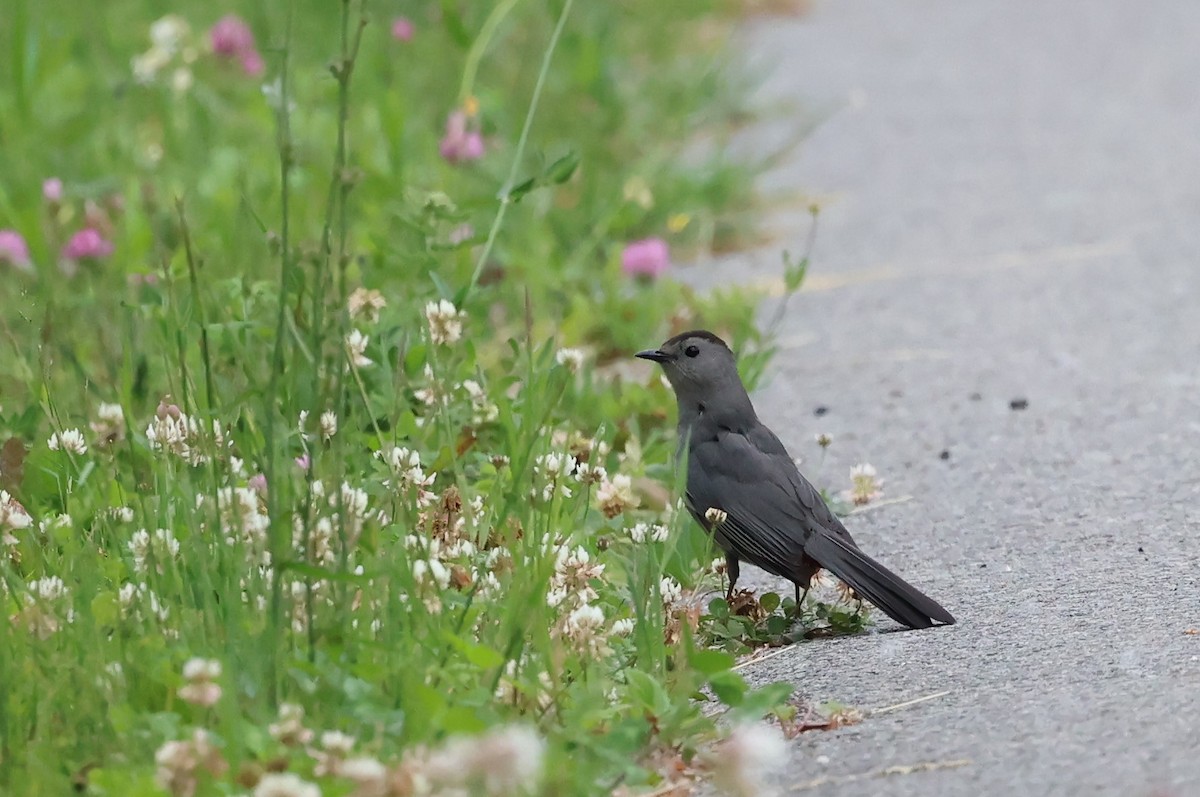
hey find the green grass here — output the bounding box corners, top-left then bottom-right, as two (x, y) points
(0, 0), (812, 794)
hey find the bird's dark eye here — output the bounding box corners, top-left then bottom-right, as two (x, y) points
(684, 345), (700, 358)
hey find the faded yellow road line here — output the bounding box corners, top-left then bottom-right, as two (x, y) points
(753, 238), (1132, 297)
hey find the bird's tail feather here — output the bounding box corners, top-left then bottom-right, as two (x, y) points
(804, 532), (955, 629)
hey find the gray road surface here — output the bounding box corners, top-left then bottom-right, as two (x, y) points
(696, 1), (1200, 795)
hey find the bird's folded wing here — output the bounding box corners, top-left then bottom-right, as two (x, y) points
(686, 426), (837, 577)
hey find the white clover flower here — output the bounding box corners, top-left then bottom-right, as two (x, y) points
(319, 410), (338, 440)
(91, 402), (127, 444)
(182, 657), (221, 682)
(37, 516), (71, 535)
(611, 617), (636, 636)
(424, 299), (466, 345)
(595, 473), (636, 518)
(179, 658), (222, 707)
(339, 482), (370, 517)
(413, 558), (451, 590)
(573, 462), (607, 485)
(347, 287), (387, 323)
(704, 723), (789, 797)
(132, 50), (168, 84)
(118, 582), (171, 623)
(660, 576), (683, 607)
(268, 703), (313, 746)
(31, 576), (68, 601)
(546, 544), (605, 610)
(339, 756), (386, 788)
(208, 487), (270, 554)
(379, 446), (436, 505)
(146, 403), (211, 465)
(475, 570), (502, 598)
(346, 329), (373, 367)
(558, 603), (610, 658)
(460, 379), (499, 425)
(48, 428), (88, 455)
(411, 364), (450, 408)
(170, 67), (193, 93)
(149, 15), (190, 54)
(253, 772), (321, 797)
(705, 507), (728, 526)
(129, 528), (181, 574)
(154, 729), (226, 797)
(427, 725), (546, 796)
(320, 730), (356, 755)
(568, 602), (605, 631)
(627, 522), (668, 543)
(532, 452), (577, 502)
(1, 491), (33, 545)
(845, 462), (883, 506)
(555, 347), (586, 373)
(18, 576), (74, 638)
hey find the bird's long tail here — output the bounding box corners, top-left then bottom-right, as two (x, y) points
(803, 531), (955, 629)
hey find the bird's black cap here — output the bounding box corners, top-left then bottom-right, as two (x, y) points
(661, 330), (731, 350)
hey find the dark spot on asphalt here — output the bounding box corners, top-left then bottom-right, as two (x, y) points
(979, 563), (987, 568)
(814, 405), (828, 416)
(969, 392), (982, 401)
(1009, 398), (1029, 410)
(939, 449), (951, 460)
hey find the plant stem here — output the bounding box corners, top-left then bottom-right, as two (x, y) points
(465, 0), (575, 297)
(263, 0), (297, 708)
(176, 199), (216, 413)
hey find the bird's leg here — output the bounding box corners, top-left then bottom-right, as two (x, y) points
(724, 554), (740, 602)
(794, 584), (810, 618)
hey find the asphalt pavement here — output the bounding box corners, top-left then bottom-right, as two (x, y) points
(694, 1), (1200, 794)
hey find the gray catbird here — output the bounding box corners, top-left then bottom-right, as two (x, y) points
(637, 330), (955, 630)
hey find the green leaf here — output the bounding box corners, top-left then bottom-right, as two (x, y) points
(90, 592), (119, 626)
(784, 255), (808, 292)
(442, 632), (505, 670)
(689, 648), (734, 676)
(429, 271), (454, 302)
(438, 0), (472, 46)
(505, 176), (538, 203)
(759, 592), (780, 614)
(442, 705), (488, 734)
(733, 681), (794, 719)
(708, 670), (747, 706)
(545, 151), (580, 184)
(624, 669), (671, 714)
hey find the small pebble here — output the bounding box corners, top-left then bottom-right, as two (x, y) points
(814, 405), (828, 416)
(939, 449), (951, 460)
(1009, 398), (1029, 411)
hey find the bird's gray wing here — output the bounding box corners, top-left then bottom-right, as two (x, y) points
(685, 422), (838, 580)
(687, 421), (956, 628)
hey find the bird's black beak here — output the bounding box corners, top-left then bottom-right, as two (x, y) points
(636, 349), (672, 363)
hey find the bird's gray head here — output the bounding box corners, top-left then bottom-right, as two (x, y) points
(636, 330), (754, 420)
